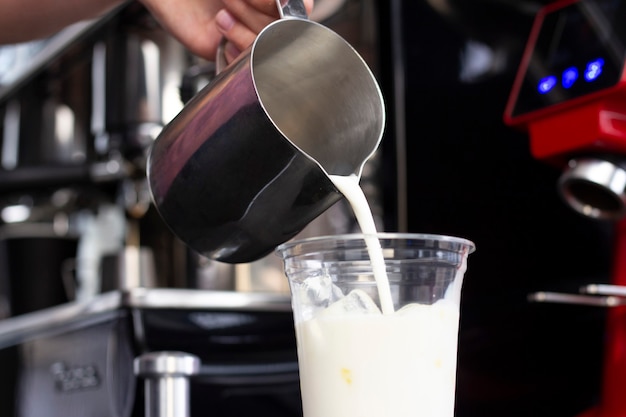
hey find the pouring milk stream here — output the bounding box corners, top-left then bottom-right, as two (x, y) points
(328, 174), (394, 314)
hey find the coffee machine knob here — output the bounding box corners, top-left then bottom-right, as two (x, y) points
(134, 351), (201, 417)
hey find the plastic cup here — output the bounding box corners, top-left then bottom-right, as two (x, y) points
(276, 233), (475, 417)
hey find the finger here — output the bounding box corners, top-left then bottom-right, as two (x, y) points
(222, 0), (278, 34)
(140, 0), (223, 61)
(303, 0), (314, 15)
(232, 0), (281, 17)
(178, 23), (223, 61)
(216, 8), (263, 53)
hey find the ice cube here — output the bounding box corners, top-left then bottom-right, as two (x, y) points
(292, 274), (345, 321)
(296, 274), (343, 305)
(319, 289), (382, 317)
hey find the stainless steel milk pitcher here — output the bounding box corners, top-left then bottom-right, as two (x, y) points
(147, 0), (385, 263)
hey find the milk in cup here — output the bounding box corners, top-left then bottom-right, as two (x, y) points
(279, 174), (472, 417)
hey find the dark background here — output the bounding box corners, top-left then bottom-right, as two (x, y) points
(375, 1), (616, 416)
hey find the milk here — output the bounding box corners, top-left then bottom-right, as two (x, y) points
(291, 174), (461, 417)
(328, 174), (394, 314)
(295, 300), (460, 417)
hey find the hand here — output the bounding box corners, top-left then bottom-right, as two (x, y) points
(139, 0), (314, 62)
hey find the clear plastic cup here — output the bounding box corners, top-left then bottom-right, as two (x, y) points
(276, 233), (475, 417)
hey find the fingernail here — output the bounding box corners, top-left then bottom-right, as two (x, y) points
(216, 9), (235, 31)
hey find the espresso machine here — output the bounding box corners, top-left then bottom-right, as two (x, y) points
(0, 1), (381, 415)
(505, 0), (626, 415)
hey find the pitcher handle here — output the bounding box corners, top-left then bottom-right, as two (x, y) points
(277, 0), (308, 19)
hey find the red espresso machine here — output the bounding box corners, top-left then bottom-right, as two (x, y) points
(505, 0), (626, 416)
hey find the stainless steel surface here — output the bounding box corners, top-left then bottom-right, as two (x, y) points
(528, 291), (624, 307)
(0, 288), (292, 349)
(583, 283), (626, 297)
(148, 14), (385, 263)
(135, 351), (200, 417)
(0, 286), (298, 416)
(1, 99), (20, 169)
(135, 351), (201, 376)
(0, 291), (123, 349)
(13, 309), (136, 417)
(93, 16), (187, 157)
(558, 158), (626, 220)
(126, 287), (292, 311)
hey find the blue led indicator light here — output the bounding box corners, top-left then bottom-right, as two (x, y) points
(562, 67), (578, 89)
(585, 58), (604, 81)
(538, 76), (557, 94)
